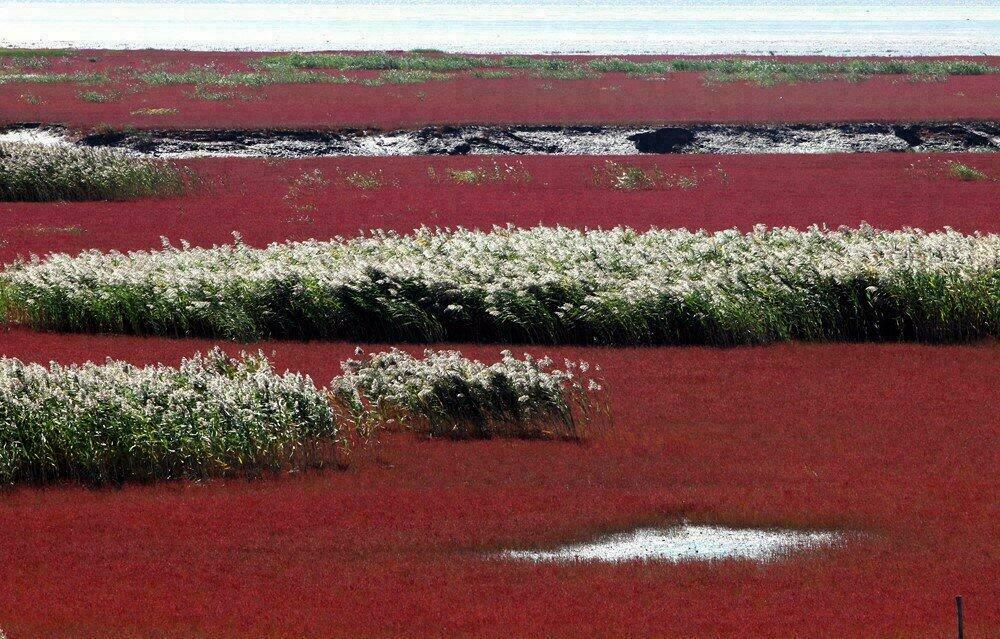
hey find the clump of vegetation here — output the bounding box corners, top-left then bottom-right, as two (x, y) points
(3, 225), (996, 345)
(130, 107), (178, 115)
(16, 225), (86, 236)
(7, 56), (51, 70)
(497, 55), (577, 71)
(139, 64), (349, 87)
(78, 89), (119, 103)
(0, 349), (343, 485)
(332, 349), (601, 440)
(0, 71), (108, 85)
(378, 69), (452, 84)
(428, 160), (532, 185)
(588, 57), (999, 86)
(907, 158), (993, 182)
(338, 168), (388, 190)
(947, 161), (990, 182)
(0, 347), (604, 484)
(0, 143), (190, 201)
(258, 52), (492, 72)
(471, 70), (512, 79)
(187, 85), (238, 101)
(532, 67), (596, 80)
(284, 169), (329, 211)
(592, 161), (728, 190)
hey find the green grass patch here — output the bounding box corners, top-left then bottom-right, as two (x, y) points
(0, 347), (601, 484)
(257, 52), (493, 72)
(470, 70), (512, 79)
(377, 69), (452, 84)
(588, 57), (999, 86)
(139, 65), (349, 87)
(0, 71), (108, 85)
(0, 47), (72, 58)
(0, 143), (191, 202)
(336, 168), (387, 189)
(130, 107), (178, 115)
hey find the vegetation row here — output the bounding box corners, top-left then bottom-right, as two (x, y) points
(3, 51), (997, 88)
(2, 225), (996, 344)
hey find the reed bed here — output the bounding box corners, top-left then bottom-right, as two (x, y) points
(333, 349), (600, 440)
(0, 348), (597, 485)
(0, 349), (339, 484)
(1, 225), (997, 345)
(0, 143), (190, 201)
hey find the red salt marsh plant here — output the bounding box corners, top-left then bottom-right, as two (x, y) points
(0, 336), (995, 638)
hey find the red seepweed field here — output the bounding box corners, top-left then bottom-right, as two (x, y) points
(2, 50), (1000, 129)
(1, 49), (999, 638)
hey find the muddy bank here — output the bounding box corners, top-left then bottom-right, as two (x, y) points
(4, 122), (999, 157)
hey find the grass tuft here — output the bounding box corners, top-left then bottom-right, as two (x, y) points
(0, 48), (71, 58)
(592, 161), (728, 190)
(77, 90), (119, 103)
(946, 161), (990, 182)
(428, 160), (532, 185)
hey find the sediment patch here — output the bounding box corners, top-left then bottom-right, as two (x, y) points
(3, 122), (999, 157)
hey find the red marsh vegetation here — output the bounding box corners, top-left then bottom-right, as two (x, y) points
(2, 50), (1000, 129)
(0, 329), (997, 637)
(1, 154), (998, 263)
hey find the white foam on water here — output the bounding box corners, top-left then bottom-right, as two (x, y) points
(501, 524), (840, 563)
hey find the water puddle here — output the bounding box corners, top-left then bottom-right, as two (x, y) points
(500, 523), (840, 563)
